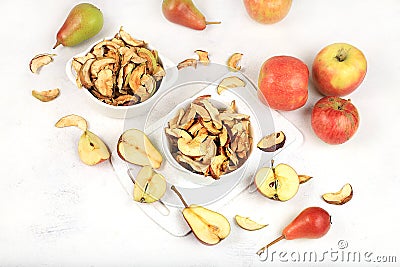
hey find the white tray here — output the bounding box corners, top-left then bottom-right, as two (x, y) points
(111, 64), (303, 236)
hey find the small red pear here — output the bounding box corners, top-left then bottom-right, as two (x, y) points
(162, 0), (220, 30)
(257, 207), (331, 255)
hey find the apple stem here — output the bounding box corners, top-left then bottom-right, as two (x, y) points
(205, 21), (221, 25)
(256, 235), (285, 256)
(335, 48), (348, 62)
(171, 185), (189, 208)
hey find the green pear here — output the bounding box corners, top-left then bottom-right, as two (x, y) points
(53, 3), (103, 49)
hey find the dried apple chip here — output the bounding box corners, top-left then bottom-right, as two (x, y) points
(32, 88), (60, 102)
(257, 131), (286, 152)
(322, 183), (353, 205)
(55, 114), (88, 131)
(119, 26), (146, 47)
(177, 58), (197, 70)
(195, 50), (210, 65)
(217, 76), (246, 95)
(227, 53), (243, 71)
(29, 53), (56, 73)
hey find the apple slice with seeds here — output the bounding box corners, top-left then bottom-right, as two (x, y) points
(235, 215), (268, 231)
(133, 165), (166, 203)
(117, 129), (163, 169)
(255, 160), (300, 201)
(322, 183), (353, 205)
(257, 131), (286, 152)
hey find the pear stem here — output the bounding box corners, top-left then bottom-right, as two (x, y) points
(256, 235), (285, 256)
(171, 185), (188, 208)
(205, 21), (221, 25)
(53, 41), (61, 49)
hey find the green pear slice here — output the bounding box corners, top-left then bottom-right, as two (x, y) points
(235, 215), (268, 231)
(117, 129), (163, 169)
(78, 130), (110, 165)
(133, 166), (166, 203)
(183, 205), (231, 245)
(255, 164), (299, 201)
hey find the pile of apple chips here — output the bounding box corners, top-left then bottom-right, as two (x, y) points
(165, 95), (252, 179)
(71, 27), (166, 106)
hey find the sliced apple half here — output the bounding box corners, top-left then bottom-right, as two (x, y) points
(133, 165), (166, 203)
(78, 131), (110, 165)
(235, 215), (268, 231)
(254, 161), (300, 201)
(117, 129), (163, 169)
(322, 183), (353, 205)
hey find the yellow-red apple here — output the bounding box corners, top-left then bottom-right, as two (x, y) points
(243, 0), (292, 24)
(258, 56), (309, 111)
(311, 97), (359, 145)
(312, 43), (367, 96)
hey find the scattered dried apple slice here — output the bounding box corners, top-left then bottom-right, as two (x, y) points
(119, 26), (146, 47)
(195, 50), (210, 65)
(32, 88), (60, 102)
(235, 215), (268, 231)
(29, 53), (56, 73)
(298, 175), (313, 184)
(217, 76), (246, 95)
(257, 131), (286, 152)
(117, 129), (163, 169)
(322, 183), (353, 205)
(227, 53), (243, 71)
(133, 165), (166, 203)
(55, 114), (88, 131)
(177, 58), (197, 70)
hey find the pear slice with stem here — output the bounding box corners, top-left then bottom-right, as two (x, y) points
(235, 215), (268, 231)
(133, 166), (166, 203)
(171, 185), (230, 245)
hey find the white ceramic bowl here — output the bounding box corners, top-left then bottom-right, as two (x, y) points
(65, 38), (177, 119)
(162, 96), (254, 186)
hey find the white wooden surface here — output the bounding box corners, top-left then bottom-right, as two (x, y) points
(1, 0), (399, 266)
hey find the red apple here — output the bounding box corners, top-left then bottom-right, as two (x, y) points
(258, 55), (309, 111)
(312, 43), (367, 96)
(243, 0), (292, 24)
(311, 96), (359, 145)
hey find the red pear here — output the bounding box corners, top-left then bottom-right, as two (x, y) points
(257, 207), (331, 255)
(162, 0), (220, 30)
